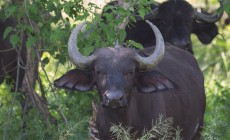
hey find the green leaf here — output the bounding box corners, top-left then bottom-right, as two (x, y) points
(37, 22), (44, 28)
(224, 3), (230, 15)
(5, 5), (17, 18)
(3, 27), (13, 39)
(138, 7), (146, 19)
(129, 7), (134, 12)
(105, 13), (114, 21)
(26, 36), (37, 48)
(119, 29), (126, 42)
(83, 46), (94, 56)
(127, 40), (144, 49)
(28, 3), (38, 14)
(10, 34), (20, 47)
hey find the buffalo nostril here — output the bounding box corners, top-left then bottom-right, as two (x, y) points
(102, 91), (127, 108)
(105, 91), (123, 101)
(104, 91), (124, 107)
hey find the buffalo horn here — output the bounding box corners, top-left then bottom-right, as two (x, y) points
(68, 22), (95, 68)
(194, 0), (224, 23)
(135, 20), (165, 70)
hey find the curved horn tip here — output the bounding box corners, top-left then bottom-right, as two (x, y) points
(194, 0), (224, 23)
(145, 20), (151, 24)
(68, 21), (94, 68)
(136, 20), (165, 70)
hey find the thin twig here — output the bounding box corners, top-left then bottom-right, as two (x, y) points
(0, 47), (17, 52)
(38, 75), (47, 103)
(3, 46), (21, 140)
(24, 0), (36, 33)
(35, 48), (68, 123)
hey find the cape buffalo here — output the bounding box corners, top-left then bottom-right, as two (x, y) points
(0, 18), (27, 89)
(54, 21), (206, 139)
(103, 0), (223, 54)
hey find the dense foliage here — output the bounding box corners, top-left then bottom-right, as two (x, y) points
(0, 0), (230, 139)
(193, 20), (230, 139)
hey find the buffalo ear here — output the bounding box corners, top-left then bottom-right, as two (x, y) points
(192, 21), (218, 44)
(136, 70), (176, 94)
(54, 69), (94, 91)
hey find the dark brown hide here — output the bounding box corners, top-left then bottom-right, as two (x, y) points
(0, 18), (27, 89)
(103, 0), (220, 54)
(54, 43), (205, 139)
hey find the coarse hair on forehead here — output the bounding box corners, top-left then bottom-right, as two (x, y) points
(158, 0), (193, 15)
(94, 47), (136, 59)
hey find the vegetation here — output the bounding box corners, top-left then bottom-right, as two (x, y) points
(193, 18), (230, 139)
(110, 115), (182, 140)
(0, 0), (230, 139)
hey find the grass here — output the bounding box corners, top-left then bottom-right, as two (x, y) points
(193, 23), (230, 140)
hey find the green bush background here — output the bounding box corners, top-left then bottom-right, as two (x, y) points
(0, 0), (230, 139)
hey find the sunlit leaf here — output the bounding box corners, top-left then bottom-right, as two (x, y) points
(127, 40), (144, 49)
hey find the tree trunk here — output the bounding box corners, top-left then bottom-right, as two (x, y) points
(21, 44), (56, 124)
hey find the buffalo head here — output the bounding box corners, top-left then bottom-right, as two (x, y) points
(124, 0), (224, 53)
(55, 20), (166, 108)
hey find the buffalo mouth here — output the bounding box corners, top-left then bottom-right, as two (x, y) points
(101, 99), (128, 109)
(101, 103), (127, 109)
